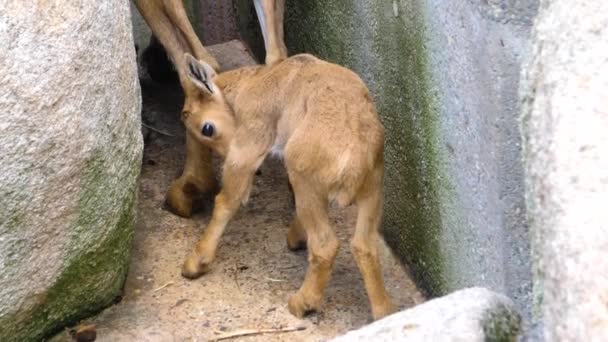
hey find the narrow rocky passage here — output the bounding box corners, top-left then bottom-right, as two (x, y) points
(53, 41), (423, 342)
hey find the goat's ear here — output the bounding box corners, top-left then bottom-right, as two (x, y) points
(184, 53), (217, 96)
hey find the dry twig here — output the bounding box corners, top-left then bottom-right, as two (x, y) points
(265, 277), (287, 282)
(152, 281), (174, 292)
(142, 123), (174, 137)
(233, 260), (241, 292)
(211, 325), (306, 341)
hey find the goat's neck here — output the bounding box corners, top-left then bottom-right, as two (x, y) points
(215, 65), (264, 103)
(215, 65), (283, 124)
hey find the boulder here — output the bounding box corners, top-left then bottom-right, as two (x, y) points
(0, 1), (142, 340)
(331, 288), (520, 341)
(521, 0), (608, 340)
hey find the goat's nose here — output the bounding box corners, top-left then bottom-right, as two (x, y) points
(201, 123), (214, 137)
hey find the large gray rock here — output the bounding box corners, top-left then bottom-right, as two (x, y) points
(521, 0), (608, 340)
(0, 1), (142, 340)
(331, 288), (521, 341)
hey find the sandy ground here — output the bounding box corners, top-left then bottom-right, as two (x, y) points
(51, 41), (424, 342)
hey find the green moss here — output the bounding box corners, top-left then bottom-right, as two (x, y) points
(0, 191), (136, 342)
(481, 302), (522, 342)
(283, 0), (357, 65)
(185, 0), (205, 42)
(369, 2), (449, 296)
(0, 187), (29, 233)
(521, 70), (544, 326)
(2, 237), (26, 270)
(3, 208), (24, 231)
(0, 141), (141, 341)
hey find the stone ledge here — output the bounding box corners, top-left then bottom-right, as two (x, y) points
(331, 287), (520, 342)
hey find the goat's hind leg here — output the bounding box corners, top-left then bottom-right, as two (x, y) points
(286, 181), (307, 251)
(351, 169), (396, 320)
(287, 174), (338, 317)
(287, 214), (307, 251)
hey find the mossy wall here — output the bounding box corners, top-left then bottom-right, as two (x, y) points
(235, 0), (537, 334)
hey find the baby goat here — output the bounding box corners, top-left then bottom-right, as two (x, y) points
(180, 53), (396, 320)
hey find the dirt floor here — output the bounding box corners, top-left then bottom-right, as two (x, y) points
(51, 41), (424, 342)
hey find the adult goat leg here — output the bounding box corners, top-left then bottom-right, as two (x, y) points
(133, 0), (219, 81)
(161, 0), (220, 71)
(165, 132), (217, 217)
(254, 0), (288, 66)
(133, 0), (217, 216)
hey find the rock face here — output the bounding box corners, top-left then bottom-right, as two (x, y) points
(235, 0), (537, 333)
(331, 288), (521, 341)
(521, 0), (608, 340)
(0, 1), (142, 341)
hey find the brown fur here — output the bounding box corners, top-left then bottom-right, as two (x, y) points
(179, 54), (396, 320)
(133, 0), (288, 217)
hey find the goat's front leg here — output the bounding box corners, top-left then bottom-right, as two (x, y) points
(181, 155), (257, 279)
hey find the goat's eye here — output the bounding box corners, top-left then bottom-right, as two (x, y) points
(201, 123), (215, 137)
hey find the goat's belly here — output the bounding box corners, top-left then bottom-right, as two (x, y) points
(270, 133), (286, 158)
(270, 143), (284, 158)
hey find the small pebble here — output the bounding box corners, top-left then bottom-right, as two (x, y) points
(70, 324), (96, 342)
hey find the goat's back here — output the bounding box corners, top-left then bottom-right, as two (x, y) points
(274, 55), (385, 205)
